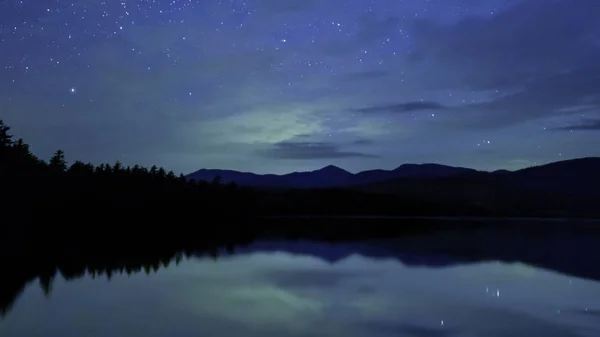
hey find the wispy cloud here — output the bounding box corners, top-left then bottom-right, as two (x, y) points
(553, 118), (600, 131)
(354, 101), (446, 114)
(257, 141), (378, 160)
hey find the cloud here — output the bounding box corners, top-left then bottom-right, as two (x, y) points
(555, 105), (599, 114)
(7, 0), (600, 174)
(409, 0), (600, 90)
(448, 69), (600, 128)
(195, 108), (326, 145)
(553, 119), (600, 131)
(354, 101), (446, 114)
(405, 0), (600, 128)
(257, 141), (378, 160)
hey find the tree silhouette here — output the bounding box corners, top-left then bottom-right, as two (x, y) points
(0, 120), (13, 147)
(113, 161), (122, 172)
(49, 150), (67, 172)
(167, 171), (176, 180)
(14, 138), (30, 154)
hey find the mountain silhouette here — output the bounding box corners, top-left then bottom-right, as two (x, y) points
(505, 157), (600, 198)
(187, 163), (475, 189)
(186, 157), (600, 216)
(351, 163), (475, 185)
(187, 165), (353, 189)
(359, 158), (600, 196)
(187, 158), (600, 195)
(355, 157), (600, 216)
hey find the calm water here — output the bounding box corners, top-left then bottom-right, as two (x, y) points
(1, 241), (600, 337)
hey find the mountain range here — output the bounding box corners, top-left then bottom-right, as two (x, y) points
(187, 162), (477, 189)
(187, 157), (600, 195)
(187, 157), (600, 217)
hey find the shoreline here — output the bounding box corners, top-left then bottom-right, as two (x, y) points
(258, 215), (600, 222)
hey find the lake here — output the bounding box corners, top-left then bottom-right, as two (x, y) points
(1, 235), (600, 337)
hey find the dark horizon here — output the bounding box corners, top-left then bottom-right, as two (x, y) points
(188, 156), (600, 176)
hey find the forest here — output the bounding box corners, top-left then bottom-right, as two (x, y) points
(0, 119), (491, 226)
(2, 118), (597, 260)
(1, 120), (256, 218)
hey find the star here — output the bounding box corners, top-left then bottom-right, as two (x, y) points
(0, 0), (597, 174)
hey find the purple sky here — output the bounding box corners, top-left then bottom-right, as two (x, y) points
(1, 0), (599, 174)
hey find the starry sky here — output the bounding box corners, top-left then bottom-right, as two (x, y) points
(1, 0), (599, 174)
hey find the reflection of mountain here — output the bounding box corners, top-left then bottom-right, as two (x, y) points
(2, 223), (600, 319)
(237, 225), (600, 283)
(234, 241), (462, 267)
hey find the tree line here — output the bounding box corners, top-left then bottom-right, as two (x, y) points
(1, 117), (505, 266)
(1, 120), (258, 225)
(2, 119), (489, 223)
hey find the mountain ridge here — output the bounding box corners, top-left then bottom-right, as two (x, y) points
(187, 157), (600, 189)
(187, 162), (477, 188)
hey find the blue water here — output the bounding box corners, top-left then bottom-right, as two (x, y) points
(1, 241), (599, 337)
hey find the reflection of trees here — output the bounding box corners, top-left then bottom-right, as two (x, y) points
(0, 242), (250, 318)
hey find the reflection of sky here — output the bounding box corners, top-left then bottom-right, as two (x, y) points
(1, 250), (600, 337)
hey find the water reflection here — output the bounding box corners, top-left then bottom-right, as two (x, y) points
(1, 241), (600, 337)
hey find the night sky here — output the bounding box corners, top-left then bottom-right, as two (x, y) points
(1, 0), (599, 174)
